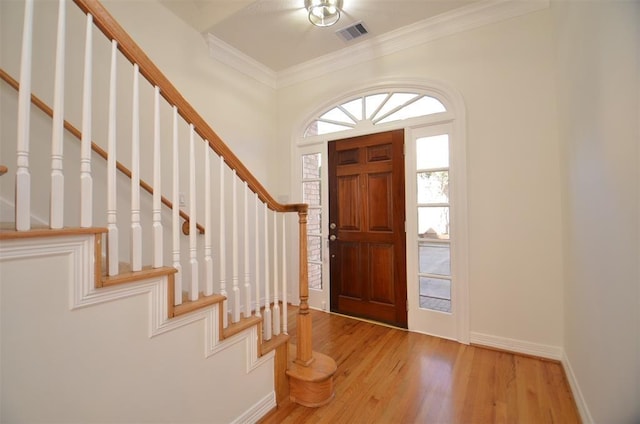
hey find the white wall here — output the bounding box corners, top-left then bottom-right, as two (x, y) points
(553, 1), (640, 422)
(278, 10), (565, 350)
(101, 0), (279, 192)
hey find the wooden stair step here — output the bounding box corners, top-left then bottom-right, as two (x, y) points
(286, 343), (337, 408)
(100, 265), (176, 288)
(173, 292), (226, 317)
(0, 225), (106, 240)
(261, 333), (289, 356)
(223, 315), (262, 340)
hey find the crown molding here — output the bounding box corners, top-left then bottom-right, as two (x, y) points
(205, 34), (278, 89)
(204, 0), (549, 89)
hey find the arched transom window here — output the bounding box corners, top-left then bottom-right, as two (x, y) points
(303, 91), (447, 138)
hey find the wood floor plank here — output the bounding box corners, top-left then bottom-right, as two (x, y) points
(260, 308), (580, 423)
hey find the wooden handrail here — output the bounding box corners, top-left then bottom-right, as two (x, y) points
(0, 68), (204, 235)
(71, 0), (305, 215)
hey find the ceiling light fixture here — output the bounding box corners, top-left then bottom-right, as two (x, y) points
(305, 0), (343, 27)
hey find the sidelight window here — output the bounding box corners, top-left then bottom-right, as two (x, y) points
(302, 153), (323, 289)
(417, 134), (452, 313)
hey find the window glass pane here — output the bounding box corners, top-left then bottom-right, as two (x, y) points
(320, 107), (356, 125)
(377, 96), (446, 124)
(417, 171), (449, 204)
(303, 181), (321, 206)
(307, 235), (322, 262)
(308, 262), (322, 290)
(373, 93), (419, 121)
(418, 206), (449, 239)
(308, 208), (321, 234)
(365, 93), (388, 119)
(316, 121), (353, 135)
(416, 134), (449, 170)
(419, 242), (450, 276)
(302, 153), (322, 179)
(419, 276), (451, 312)
(341, 98), (363, 121)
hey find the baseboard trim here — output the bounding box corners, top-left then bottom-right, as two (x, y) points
(561, 351), (594, 424)
(469, 331), (562, 361)
(231, 391), (276, 424)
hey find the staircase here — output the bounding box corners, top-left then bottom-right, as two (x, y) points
(0, 0), (335, 421)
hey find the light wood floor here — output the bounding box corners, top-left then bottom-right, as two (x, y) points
(261, 307), (580, 424)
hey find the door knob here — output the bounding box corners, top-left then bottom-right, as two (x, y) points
(329, 234), (337, 241)
(329, 223), (337, 230)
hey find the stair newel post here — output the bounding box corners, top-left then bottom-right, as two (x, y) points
(80, 13), (93, 228)
(254, 193), (261, 319)
(188, 125), (198, 301)
(204, 145), (214, 296)
(152, 86), (162, 268)
(106, 40), (119, 276)
(50, 0), (66, 229)
(282, 213), (288, 334)
(273, 211), (280, 336)
(15, 0), (33, 232)
(296, 206), (313, 365)
(130, 64), (142, 272)
(263, 203), (272, 341)
(171, 106), (182, 305)
(219, 156), (228, 328)
(232, 170), (240, 322)
(243, 182), (251, 318)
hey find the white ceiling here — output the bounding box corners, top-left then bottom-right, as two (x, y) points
(159, 0), (481, 72)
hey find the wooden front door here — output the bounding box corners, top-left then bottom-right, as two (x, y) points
(328, 129), (407, 328)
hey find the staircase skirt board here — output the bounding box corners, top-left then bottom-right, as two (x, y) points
(0, 231), (278, 421)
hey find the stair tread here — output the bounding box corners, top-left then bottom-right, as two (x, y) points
(0, 225), (107, 240)
(101, 265), (176, 287)
(173, 292), (226, 317)
(223, 315), (262, 339)
(261, 333), (290, 356)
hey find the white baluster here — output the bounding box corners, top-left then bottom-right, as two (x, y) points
(130, 64), (142, 272)
(243, 182), (251, 318)
(254, 193), (261, 319)
(273, 211), (280, 336)
(152, 86), (162, 268)
(50, 0), (65, 229)
(80, 13), (93, 228)
(232, 171), (240, 323)
(188, 125), (198, 301)
(107, 40), (118, 276)
(219, 156), (228, 327)
(282, 213), (288, 335)
(204, 145), (214, 296)
(172, 107), (182, 305)
(263, 203), (272, 341)
(16, 0), (34, 231)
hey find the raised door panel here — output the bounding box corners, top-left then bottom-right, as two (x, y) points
(367, 172), (393, 232)
(369, 243), (395, 304)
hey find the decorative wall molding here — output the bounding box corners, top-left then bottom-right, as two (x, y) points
(230, 392), (277, 424)
(206, 34), (277, 89)
(562, 351), (594, 424)
(205, 0), (549, 88)
(470, 331), (563, 360)
(0, 234), (269, 373)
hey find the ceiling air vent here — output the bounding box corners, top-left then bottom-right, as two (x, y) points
(336, 22), (369, 42)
